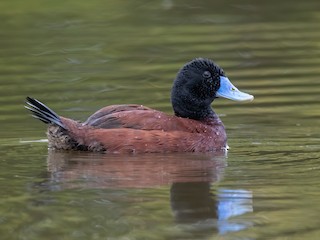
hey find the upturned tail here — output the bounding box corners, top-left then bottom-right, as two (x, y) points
(25, 97), (66, 129)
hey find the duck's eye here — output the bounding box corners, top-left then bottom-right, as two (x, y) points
(202, 71), (211, 79)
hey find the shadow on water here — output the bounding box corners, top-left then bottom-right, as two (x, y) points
(35, 150), (253, 236)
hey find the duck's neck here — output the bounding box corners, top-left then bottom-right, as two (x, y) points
(172, 97), (215, 120)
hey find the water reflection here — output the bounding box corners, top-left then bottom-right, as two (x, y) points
(44, 151), (253, 235)
(46, 151), (227, 188)
(171, 183), (253, 235)
(217, 189), (253, 234)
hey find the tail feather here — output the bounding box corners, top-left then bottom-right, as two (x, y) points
(25, 97), (66, 129)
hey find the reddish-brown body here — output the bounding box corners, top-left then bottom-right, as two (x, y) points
(47, 104), (227, 153)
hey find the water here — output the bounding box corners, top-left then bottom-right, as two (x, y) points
(1, 0), (320, 239)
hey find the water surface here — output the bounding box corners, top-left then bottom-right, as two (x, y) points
(1, 1), (320, 239)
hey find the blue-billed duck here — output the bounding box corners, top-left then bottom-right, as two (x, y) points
(25, 58), (253, 153)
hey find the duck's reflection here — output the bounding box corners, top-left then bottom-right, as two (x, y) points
(45, 150), (253, 235)
(216, 189), (253, 234)
(46, 150), (227, 189)
(171, 182), (253, 235)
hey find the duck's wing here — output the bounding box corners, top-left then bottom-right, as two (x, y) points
(83, 104), (192, 132)
(84, 104), (151, 128)
(84, 105), (151, 124)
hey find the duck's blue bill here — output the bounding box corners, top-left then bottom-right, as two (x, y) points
(216, 76), (254, 101)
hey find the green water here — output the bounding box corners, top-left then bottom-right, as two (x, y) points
(1, 0), (320, 239)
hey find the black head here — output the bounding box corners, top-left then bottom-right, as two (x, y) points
(171, 58), (225, 120)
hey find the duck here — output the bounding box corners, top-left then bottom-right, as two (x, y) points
(25, 58), (253, 153)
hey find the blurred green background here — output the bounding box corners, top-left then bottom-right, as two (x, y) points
(0, 1), (320, 239)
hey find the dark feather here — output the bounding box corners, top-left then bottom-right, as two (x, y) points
(25, 97), (65, 129)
